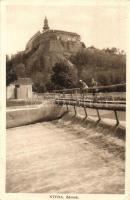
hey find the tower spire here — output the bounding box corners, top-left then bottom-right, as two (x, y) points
(43, 16), (49, 32)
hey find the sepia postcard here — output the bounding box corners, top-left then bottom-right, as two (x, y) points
(0, 0), (130, 200)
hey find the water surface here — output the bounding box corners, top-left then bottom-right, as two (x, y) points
(6, 116), (125, 193)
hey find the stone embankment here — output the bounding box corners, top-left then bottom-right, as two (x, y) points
(6, 101), (67, 128)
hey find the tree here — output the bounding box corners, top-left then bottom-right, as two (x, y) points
(6, 69), (17, 86)
(51, 62), (77, 89)
(70, 47), (126, 86)
(15, 63), (26, 77)
(6, 55), (17, 86)
(32, 72), (47, 92)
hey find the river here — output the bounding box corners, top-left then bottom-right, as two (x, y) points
(6, 112), (125, 194)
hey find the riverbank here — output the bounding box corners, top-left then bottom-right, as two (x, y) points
(6, 102), (67, 128)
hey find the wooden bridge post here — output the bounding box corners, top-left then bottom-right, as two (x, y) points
(96, 109), (101, 122)
(83, 107), (88, 118)
(114, 110), (119, 126)
(74, 105), (77, 116)
(66, 104), (69, 111)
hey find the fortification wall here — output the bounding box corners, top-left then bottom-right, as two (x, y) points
(56, 33), (80, 42)
(42, 30), (80, 42)
(26, 31), (41, 51)
(25, 29), (81, 54)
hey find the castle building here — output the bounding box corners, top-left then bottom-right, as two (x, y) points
(25, 17), (81, 52)
(42, 17), (80, 42)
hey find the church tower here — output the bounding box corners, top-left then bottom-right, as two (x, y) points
(43, 16), (49, 32)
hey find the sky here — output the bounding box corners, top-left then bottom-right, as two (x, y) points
(6, 3), (127, 55)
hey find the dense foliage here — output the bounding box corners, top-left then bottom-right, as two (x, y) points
(6, 55), (17, 86)
(6, 46), (126, 91)
(70, 47), (126, 86)
(51, 63), (77, 90)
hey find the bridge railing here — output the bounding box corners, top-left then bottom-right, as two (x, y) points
(31, 84), (126, 126)
(32, 83), (126, 102)
(53, 83), (126, 126)
(54, 83), (126, 100)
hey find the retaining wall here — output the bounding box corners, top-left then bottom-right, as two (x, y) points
(6, 102), (67, 128)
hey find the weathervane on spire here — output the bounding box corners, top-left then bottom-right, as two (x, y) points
(43, 16), (50, 32)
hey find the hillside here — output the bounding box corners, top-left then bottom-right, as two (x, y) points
(24, 32), (84, 77)
(6, 29), (85, 91)
(6, 31), (126, 92)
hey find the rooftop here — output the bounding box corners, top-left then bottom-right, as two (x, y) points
(15, 78), (33, 85)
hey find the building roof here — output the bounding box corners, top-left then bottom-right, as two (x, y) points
(15, 78), (33, 85)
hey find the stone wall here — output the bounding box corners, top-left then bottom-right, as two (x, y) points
(26, 31), (41, 51)
(6, 84), (15, 99)
(7, 103), (68, 128)
(25, 29), (81, 53)
(17, 85), (32, 99)
(42, 30), (80, 42)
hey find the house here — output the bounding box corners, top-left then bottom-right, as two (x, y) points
(6, 83), (15, 99)
(15, 78), (33, 99)
(7, 78), (33, 100)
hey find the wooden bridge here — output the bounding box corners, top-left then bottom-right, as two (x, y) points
(53, 83), (126, 126)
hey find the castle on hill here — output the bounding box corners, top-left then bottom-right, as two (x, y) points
(42, 16), (80, 42)
(26, 17), (81, 52)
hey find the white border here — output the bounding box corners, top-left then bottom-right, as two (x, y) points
(0, 0), (130, 200)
